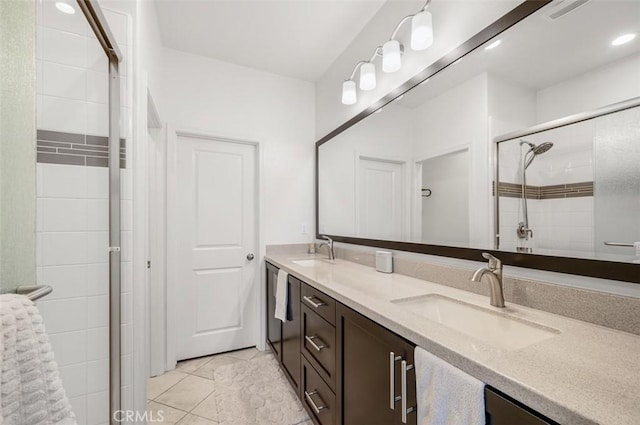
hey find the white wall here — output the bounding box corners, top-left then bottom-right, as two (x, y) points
(153, 48), (316, 245)
(318, 103), (414, 237)
(420, 150), (469, 244)
(315, 0), (520, 138)
(536, 53), (640, 123)
(413, 73), (490, 246)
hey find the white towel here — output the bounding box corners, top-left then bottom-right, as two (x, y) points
(0, 294), (77, 425)
(415, 346), (485, 425)
(274, 270), (289, 322)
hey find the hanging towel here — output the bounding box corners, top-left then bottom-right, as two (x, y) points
(274, 270), (289, 322)
(0, 294), (77, 425)
(415, 346), (485, 425)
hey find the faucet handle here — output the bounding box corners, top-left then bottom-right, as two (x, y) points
(482, 253), (502, 270)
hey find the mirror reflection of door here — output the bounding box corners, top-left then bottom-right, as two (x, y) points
(419, 149), (469, 245)
(357, 157), (405, 240)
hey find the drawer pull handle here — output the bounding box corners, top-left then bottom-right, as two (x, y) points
(401, 360), (416, 423)
(303, 295), (326, 308)
(305, 390), (327, 414)
(305, 335), (327, 351)
(389, 352), (401, 409)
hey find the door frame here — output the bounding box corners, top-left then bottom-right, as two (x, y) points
(146, 90), (166, 377)
(166, 129), (263, 368)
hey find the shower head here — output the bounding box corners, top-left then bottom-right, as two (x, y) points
(521, 140), (553, 169)
(532, 142), (554, 155)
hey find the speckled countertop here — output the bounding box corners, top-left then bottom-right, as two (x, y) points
(265, 254), (640, 425)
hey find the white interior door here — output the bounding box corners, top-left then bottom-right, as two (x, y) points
(171, 133), (257, 361)
(358, 157), (404, 240)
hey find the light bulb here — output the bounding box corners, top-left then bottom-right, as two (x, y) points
(382, 40), (402, 73)
(611, 33), (636, 46)
(55, 1), (75, 14)
(411, 10), (433, 51)
(359, 62), (376, 91)
(342, 80), (357, 105)
(485, 39), (501, 50)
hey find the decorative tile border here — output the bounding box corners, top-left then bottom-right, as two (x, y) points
(36, 130), (126, 168)
(495, 181), (593, 199)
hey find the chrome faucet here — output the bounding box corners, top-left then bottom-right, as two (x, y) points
(471, 253), (505, 308)
(318, 235), (335, 261)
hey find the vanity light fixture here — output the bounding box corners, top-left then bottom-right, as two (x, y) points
(485, 39), (501, 50)
(611, 33), (636, 46)
(359, 62), (377, 91)
(342, 80), (357, 105)
(55, 1), (75, 14)
(341, 0), (434, 104)
(382, 39), (403, 73)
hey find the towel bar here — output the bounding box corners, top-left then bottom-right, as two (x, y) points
(16, 285), (53, 301)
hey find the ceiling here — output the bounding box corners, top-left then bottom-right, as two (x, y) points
(154, 0), (387, 81)
(400, 0), (640, 108)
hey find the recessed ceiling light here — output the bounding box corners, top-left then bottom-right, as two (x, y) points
(611, 33), (636, 46)
(419, 78), (430, 86)
(396, 95), (404, 101)
(55, 1), (75, 14)
(485, 39), (501, 50)
(452, 58), (463, 65)
(375, 108), (383, 114)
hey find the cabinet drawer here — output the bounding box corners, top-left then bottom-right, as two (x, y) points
(302, 305), (336, 389)
(302, 357), (336, 425)
(302, 283), (336, 325)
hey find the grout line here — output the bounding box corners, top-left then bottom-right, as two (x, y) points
(149, 399), (190, 414)
(150, 372), (189, 401)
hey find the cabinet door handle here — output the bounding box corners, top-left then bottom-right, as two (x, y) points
(389, 352), (401, 410)
(304, 390), (327, 414)
(401, 360), (416, 424)
(305, 335), (327, 351)
(303, 295), (326, 308)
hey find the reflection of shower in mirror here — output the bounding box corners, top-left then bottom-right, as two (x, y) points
(517, 140), (554, 243)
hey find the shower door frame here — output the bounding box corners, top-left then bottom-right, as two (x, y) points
(493, 96), (640, 251)
(76, 1), (123, 423)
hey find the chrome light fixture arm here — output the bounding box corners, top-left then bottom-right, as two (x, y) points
(347, 47), (383, 81)
(389, 0), (432, 40)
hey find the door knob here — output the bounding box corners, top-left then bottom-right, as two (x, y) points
(246, 253), (255, 261)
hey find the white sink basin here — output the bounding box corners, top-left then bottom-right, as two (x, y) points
(392, 294), (559, 350)
(291, 259), (333, 267)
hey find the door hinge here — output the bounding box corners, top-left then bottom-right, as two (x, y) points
(147, 260), (151, 269)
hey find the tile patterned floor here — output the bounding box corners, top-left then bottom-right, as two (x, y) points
(147, 347), (312, 425)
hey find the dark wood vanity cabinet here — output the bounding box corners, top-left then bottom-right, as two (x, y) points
(265, 262), (301, 393)
(282, 275), (301, 392)
(265, 262), (557, 425)
(336, 303), (417, 425)
(265, 262), (281, 358)
(485, 387), (558, 425)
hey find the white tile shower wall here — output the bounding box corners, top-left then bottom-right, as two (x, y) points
(499, 193), (594, 253)
(35, 2), (133, 423)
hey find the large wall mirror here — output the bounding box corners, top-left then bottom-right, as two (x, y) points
(317, 0), (640, 282)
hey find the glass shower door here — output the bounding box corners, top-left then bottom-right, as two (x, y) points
(34, 1), (125, 423)
(594, 106), (640, 262)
